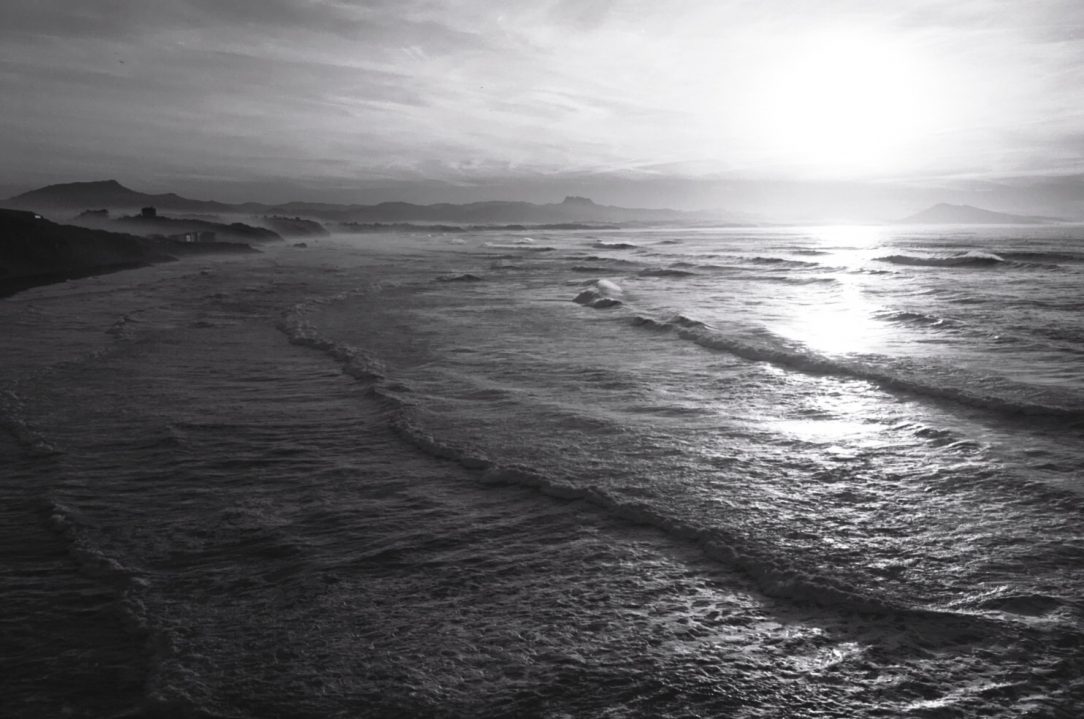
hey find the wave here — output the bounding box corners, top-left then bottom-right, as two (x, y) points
(571, 265), (623, 273)
(630, 316), (668, 330)
(277, 289), (391, 384)
(623, 314), (1084, 421)
(671, 314), (706, 328)
(384, 415), (918, 620)
(481, 243), (556, 252)
(573, 279), (624, 309)
(593, 278), (623, 296)
(385, 414), (1017, 636)
(747, 256), (821, 268)
(106, 312), (141, 339)
(0, 388), (60, 456)
(573, 292), (622, 309)
(876, 251), (1005, 268)
(435, 273), (483, 282)
(271, 294), (1041, 639)
(574, 255), (640, 266)
(955, 587), (1072, 618)
(593, 241), (638, 249)
(891, 421), (973, 448)
(638, 268), (698, 278)
(874, 310), (958, 328)
(1000, 250), (1084, 264)
(750, 275), (838, 285)
(45, 498), (243, 719)
(631, 313), (705, 330)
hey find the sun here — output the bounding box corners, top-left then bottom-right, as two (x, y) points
(748, 29), (933, 175)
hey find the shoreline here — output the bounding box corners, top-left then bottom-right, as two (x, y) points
(0, 261), (161, 299)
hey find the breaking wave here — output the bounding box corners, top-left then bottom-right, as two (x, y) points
(573, 279), (624, 309)
(875, 310), (958, 328)
(0, 388), (59, 456)
(638, 268), (698, 277)
(746, 256), (821, 268)
(625, 313), (1084, 421)
(481, 242), (556, 252)
(876, 251), (1006, 268)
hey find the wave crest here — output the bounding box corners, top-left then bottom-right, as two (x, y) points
(876, 251), (1005, 268)
(622, 314), (1084, 421)
(638, 267), (697, 277)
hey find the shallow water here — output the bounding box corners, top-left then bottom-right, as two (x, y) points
(1, 226), (1082, 717)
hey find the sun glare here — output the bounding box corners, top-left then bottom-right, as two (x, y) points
(773, 276), (880, 356)
(748, 29), (932, 175)
(811, 225), (885, 247)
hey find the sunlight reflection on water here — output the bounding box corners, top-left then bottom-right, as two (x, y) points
(810, 225), (885, 248)
(774, 276), (884, 355)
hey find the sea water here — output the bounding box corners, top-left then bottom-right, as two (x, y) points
(1, 225), (1082, 717)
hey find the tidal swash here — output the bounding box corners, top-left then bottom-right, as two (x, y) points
(2, 225), (1082, 717)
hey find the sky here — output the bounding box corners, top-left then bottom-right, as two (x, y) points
(2, 0), (1084, 220)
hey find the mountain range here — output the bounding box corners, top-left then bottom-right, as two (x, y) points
(3, 180), (706, 226)
(4, 181), (1064, 227)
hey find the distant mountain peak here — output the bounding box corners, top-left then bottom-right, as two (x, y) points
(898, 202), (1050, 225)
(12, 179), (138, 200)
(5, 180), (238, 214)
(48, 179), (128, 191)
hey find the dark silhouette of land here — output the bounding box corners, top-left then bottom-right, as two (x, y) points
(337, 221), (618, 233)
(4, 180), (712, 226)
(7, 180), (264, 216)
(0, 209), (258, 297)
(108, 214), (283, 244)
(260, 216), (330, 238)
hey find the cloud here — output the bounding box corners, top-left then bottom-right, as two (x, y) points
(2, 0), (1084, 205)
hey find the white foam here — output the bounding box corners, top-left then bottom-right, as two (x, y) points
(595, 279), (623, 297)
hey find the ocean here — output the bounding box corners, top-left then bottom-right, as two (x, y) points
(1, 224), (1082, 718)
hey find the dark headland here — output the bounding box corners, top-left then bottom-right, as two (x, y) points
(0, 209), (261, 298)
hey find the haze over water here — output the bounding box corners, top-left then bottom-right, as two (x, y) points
(2, 224), (1082, 717)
